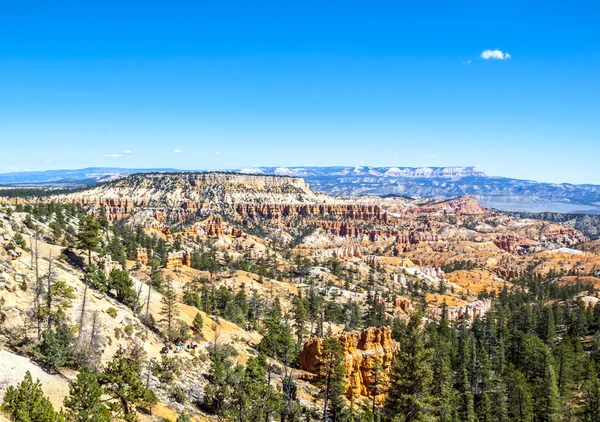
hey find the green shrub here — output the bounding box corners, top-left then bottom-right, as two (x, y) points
(170, 386), (188, 404)
(152, 355), (181, 384)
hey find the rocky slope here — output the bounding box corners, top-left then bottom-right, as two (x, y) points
(504, 211), (600, 239)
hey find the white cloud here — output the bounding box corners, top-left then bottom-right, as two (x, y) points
(124, 150), (133, 154)
(174, 149), (183, 153)
(105, 153), (123, 158)
(461, 59), (472, 65)
(43, 160), (51, 164)
(216, 151), (220, 155)
(480, 49), (511, 60)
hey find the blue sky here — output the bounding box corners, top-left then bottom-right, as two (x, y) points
(1, 1), (599, 183)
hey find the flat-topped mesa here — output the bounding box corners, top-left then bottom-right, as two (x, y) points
(52, 172), (326, 221)
(298, 326), (398, 399)
(111, 172), (316, 193)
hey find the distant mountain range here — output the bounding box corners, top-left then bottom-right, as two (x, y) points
(0, 167), (178, 185)
(2, 166), (600, 214)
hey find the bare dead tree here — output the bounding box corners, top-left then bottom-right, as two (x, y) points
(133, 282), (144, 314)
(78, 274), (88, 342)
(145, 254), (158, 321)
(45, 253), (56, 331)
(31, 230), (43, 340)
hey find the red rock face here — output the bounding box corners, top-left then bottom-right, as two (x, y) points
(298, 327), (398, 399)
(494, 235), (517, 253)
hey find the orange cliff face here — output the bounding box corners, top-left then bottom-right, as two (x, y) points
(298, 327), (397, 399)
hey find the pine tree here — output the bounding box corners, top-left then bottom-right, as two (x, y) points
(258, 300), (297, 365)
(456, 368), (476, 422)
(203, 353), (232, 415)
(77, 215), (101, 266)
(192, 312), (204, 333)
(1, 371), (65, 422)
(176, 412), (192, 422)
(35, 324), (74, 369)
(370, 358), (384, 421)
(108, 268), (137, 309)
(489, 374), (510, 422)
(522, 337), (560, 422)
(383, 312), (433, 422)
(44, 279), (75, 330)
(160, 276), (180, 342)
(430, 347), (456, 422)
(98, 349), (157, 421)
(292, 295), (308, 345)
(506, 368), (534, 422)
(64, 366), (111, 422)
(319, 336), (348, 422)
(580, 366), (600, 422)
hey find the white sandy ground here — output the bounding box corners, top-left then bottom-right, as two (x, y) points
(0, 348), (71, 410)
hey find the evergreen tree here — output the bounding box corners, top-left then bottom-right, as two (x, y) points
(430, 346), (456, 422)
(76, 215), (101, 267)
(319, 336), (348, 422)
(192, 312), (204, 334)
(581, 366), (600, 422)
(1, 371), (65, 422)
(160, 276), (180, 342)
(384, 312), (433, 422)
(292, 295), (308, 345)
(108, 268), (137, 309)
(98, 349), (157, 421)
(43, 279), (75, 330)
(64, 366), (111, 422)
(257, 300), (297, 365)
(203, 351), (233, 415)
(176, 412), (192, 422)
(506, 368), (534, 422)
(35, 324), (73, 369)
(76, 214), (101, 334)
(456, 368), (476, 422)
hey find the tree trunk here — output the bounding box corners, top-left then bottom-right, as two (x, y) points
(79, 249), (92, 340)
(46, 254), (54, 331)
(323, 372), (330, 422)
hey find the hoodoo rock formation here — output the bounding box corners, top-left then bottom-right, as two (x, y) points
(430, 299), (493, 321)
(134, 248), (148, 265)
(298, 327), (398, 399)
(164, 250), (191, 269)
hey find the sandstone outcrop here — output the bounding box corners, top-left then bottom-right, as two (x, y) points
(164, 250), (191, 269)
(134, 248), (148, 265)
(298, 327), (397, 399)
(430, 298), (492, 321)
